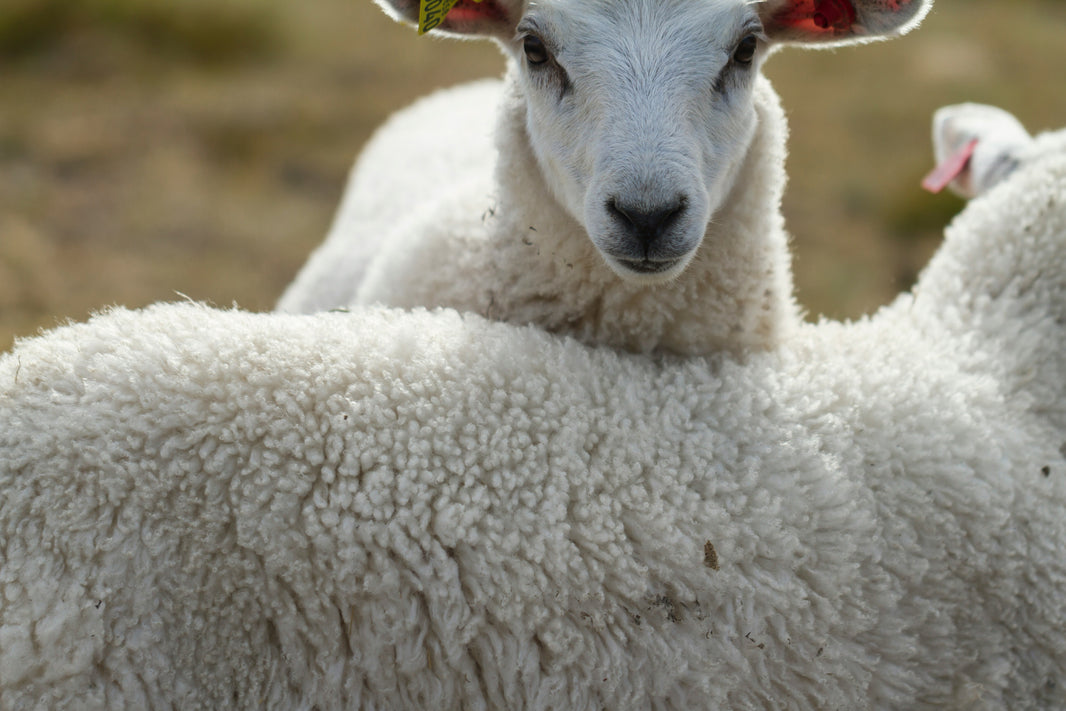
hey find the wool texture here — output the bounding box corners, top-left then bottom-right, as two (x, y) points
(278, 79), (501, 316)
(3, 142), (1066, 708)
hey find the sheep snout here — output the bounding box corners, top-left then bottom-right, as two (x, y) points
(605, 196), (687, 251)
(596, 193), (701, 282)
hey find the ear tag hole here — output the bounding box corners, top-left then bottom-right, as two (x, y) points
(812, 0), (856, 30)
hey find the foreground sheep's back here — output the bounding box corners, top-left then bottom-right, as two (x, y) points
(1, 299), (1064, 709)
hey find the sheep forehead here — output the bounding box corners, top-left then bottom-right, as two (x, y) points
(525, 0), (761, 68)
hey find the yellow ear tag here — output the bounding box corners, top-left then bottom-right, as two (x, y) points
(419, 0), (482, 35)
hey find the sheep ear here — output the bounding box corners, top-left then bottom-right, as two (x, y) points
(757, 0), (931, 46)
(374, 0), (521, 38)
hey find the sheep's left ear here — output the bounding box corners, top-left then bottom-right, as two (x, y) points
(374, 0), (522, 39)
(757, 0), (932, 46)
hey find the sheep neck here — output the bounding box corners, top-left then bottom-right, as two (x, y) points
(485, 70), (799, 356)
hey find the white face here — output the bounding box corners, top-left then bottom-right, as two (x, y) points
(505, 0), (767, 284)
(377, 0), (930, 283)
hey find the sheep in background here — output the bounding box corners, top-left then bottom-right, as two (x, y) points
(923, 101), (1066, 200)
(2, 105), (1065, 708)
(923, 103), (1033, 199)
(917, 104), (1066, 436)
(278, 0), (932, 355)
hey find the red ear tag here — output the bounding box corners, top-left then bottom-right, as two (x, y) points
(921, 138), (979, 194)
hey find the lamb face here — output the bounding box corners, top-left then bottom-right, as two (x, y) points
(510, 0), (765, 283)
(375, 0), (932, 284)
(280, 0), (934, 353)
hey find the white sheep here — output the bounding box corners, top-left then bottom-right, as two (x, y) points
(923, 103), (1036, 199)
(916, 104), (1066, 437)
(278, 0), (932, 355)
(923, 102), (1066, 205)
(2, 116), (1065, 708)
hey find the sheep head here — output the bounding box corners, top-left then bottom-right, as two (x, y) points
(375, 0), (932, 284)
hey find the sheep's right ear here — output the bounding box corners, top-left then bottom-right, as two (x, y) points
(374, 0), (522, 39)
(758, 0), (932, 46)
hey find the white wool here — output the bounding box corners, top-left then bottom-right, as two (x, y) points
(280, 79), (501, 313)
(2, 148), (1065, 708)
(278, 0), (931, 355)
(910, 124), (1066, 433)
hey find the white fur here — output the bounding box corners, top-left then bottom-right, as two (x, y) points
(2, 130), (1065, 708)
(917, 109), (1066, 432)
(278, 0), (930, 355)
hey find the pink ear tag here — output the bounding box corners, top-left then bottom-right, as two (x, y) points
(921, 138), (978, 194)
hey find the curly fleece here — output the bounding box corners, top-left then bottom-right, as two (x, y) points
(1, 154), (1065, 709)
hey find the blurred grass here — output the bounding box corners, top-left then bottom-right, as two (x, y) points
(0, 0), (281, 64)
(767, 0), (1066, 318)
(1, 0), (1064, 351)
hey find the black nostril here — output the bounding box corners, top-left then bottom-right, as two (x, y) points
(607, 196), (687, 247)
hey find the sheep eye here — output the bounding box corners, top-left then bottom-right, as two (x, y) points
(523, 35), (550, 66)
(732, 35), (758, 66)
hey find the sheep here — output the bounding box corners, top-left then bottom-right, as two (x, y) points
(923, 103), (1038, 199)
(277, 0), (932, 355)
(915, 104), (1066, 436)
(2, 125), (1065, 708)
(924, 102), (1066, 205)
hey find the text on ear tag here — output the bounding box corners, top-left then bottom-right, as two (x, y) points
(419, 0), (483, 34)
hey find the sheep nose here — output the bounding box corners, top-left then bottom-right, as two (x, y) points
(607, 197), (687, 250)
